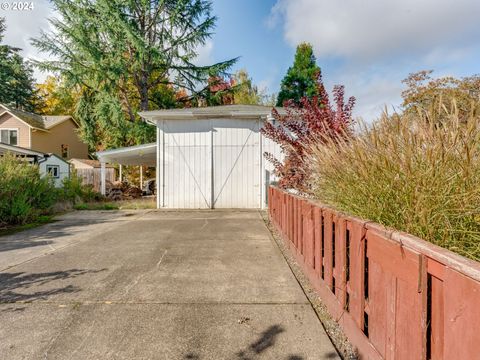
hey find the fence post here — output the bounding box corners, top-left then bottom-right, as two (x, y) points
(266, 186), (480, 360)
(100, 161), (106, 195)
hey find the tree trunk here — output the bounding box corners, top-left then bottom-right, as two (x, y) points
(140, 80), (149, 111)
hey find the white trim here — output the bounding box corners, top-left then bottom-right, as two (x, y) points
(46, 164), (60, 178)
(0, 128), (19, 146)
(0, 109), (37, 130)
(97, 143), (156, 158)
(156, 125), (162, 208)
(161, 123), (165, 207)
(259, 120), (265, 209)
(156, 126), (160, 208)
(45, 153), (70, 165)
(210, 119), (214, 209)
(0, 105), (75, 131)
(0, 142), (45, 157)
(139, 105), (286, 123)
(0, 108), (33, 130)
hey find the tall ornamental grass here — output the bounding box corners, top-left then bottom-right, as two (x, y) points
(0, 153), (57, 226)
(309, 106), (480, 261)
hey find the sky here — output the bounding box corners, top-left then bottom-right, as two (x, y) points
(2, 0), (480, 121)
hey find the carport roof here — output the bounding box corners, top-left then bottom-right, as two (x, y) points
(96, 143), (156, 166)
(139, 104), (286, 122)
(0, 142), (46, 157)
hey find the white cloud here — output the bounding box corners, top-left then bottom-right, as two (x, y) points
(2, 0), (54, 82)
(194, 40), (214, 66)
(270, 0), (480, 121)
(270, 0), (480, 61)
(258, 78), (273, 93)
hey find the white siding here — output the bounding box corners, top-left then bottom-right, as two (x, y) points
(212, 118), (260, 208)
(163, 119), (212, 208)
(157, 117), (283, 209)
(262, 135), (284, 208)
(39, 155), (70, 187)
(262, 136), (284, 183)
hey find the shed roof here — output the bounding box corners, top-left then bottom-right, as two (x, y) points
(69, 158), (114, 168)
(139, 104), (285, 122)
(43, 152), (70, 165)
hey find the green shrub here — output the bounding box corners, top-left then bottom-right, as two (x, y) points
(0, 153), (57, 226)
(309, 105), (480, 261)
(60, 171), (103, 204)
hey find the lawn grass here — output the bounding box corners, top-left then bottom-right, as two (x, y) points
(73, 198), (156, 211)
(73, 203), (120, 210)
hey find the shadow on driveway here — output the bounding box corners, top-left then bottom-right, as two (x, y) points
(0, 238), (55, 253)
(0, 268), (106, 303)
(183, 324), (330, 360)
(0, 217), (123, 253)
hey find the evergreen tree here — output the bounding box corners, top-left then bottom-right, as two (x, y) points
(32, 0), (237, 150)
(276, 43), (321, 107)
(0, 18), (37, 110)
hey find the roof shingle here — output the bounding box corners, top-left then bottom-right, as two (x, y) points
(0, 104), (74, 130)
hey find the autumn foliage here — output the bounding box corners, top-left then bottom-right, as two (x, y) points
(261, 73), (355, 193)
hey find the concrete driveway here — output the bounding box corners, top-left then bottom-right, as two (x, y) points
(0, 210), (338, 360)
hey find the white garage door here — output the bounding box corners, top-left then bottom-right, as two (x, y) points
(160, 119), (261, 209)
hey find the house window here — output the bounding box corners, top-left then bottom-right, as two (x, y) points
(61, 144), (69, 159)
(46, 165), (60, 178)
(0, 129), (18, 145)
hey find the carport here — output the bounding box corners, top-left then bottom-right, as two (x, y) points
(0, 142), (46, 163)
(96, 105), (284, 209)
(96, 143), (156, 195)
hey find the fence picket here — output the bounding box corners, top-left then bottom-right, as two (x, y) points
(268, 186), (480, 360)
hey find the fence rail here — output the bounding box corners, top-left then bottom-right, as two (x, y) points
(268, 186), (480, 360)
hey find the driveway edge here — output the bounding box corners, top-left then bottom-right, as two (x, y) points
(259, 210), (357, 360)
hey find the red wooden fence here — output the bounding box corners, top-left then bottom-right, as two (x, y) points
(268, 186), (480, 360)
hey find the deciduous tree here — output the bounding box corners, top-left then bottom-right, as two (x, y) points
(262, 73), (355, 193)
(402, 70), (480, 122)
(232, 69), (264, 105)
(200, 69), (267, 106)
(35, 76), (78, 115)
(201, 75), (235, 106)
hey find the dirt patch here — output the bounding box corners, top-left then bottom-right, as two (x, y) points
(261, 211), (358, 360)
